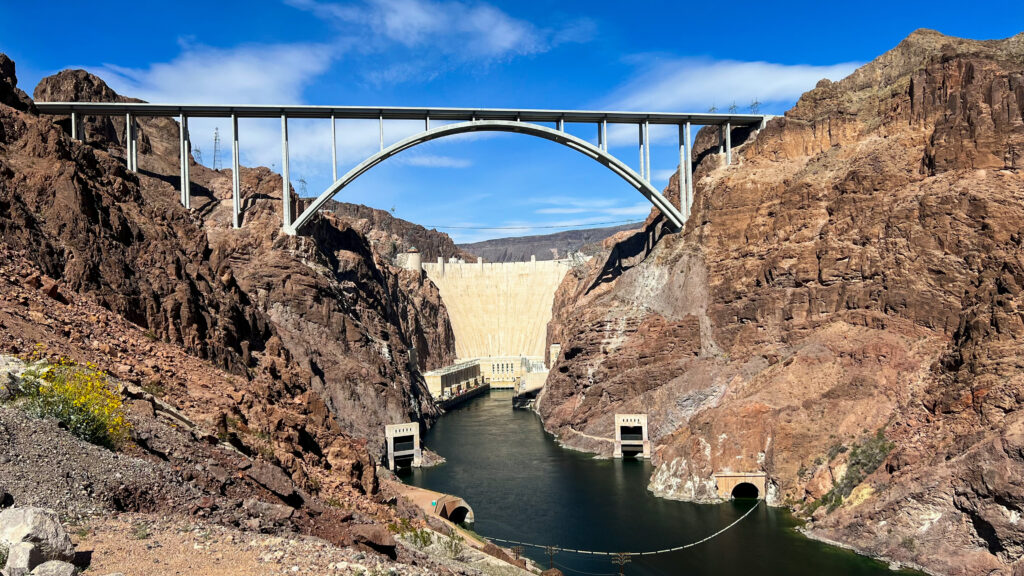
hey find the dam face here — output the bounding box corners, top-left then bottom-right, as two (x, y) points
(422, 257), (571, 364)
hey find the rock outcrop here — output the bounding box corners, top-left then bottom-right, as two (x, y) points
(328, 201), (472, 262)
(540, 29), (1024, 575)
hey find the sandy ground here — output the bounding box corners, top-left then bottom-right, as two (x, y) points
(74, 514), (403, 576)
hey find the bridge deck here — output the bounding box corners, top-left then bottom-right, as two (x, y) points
(34, 102), (767, 126)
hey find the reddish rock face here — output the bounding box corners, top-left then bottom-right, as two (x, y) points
(540, 29), (1024, 575)
(0, 59), (457, 507)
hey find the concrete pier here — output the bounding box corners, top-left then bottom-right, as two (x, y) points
(614, 414), (651, 459)
(385, 423), (422, 470)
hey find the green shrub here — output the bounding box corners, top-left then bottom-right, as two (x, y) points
(409, 528), (433, 549)
(820, 429), (894, 512)
(132, 521), (151, 540)
(0, 542), (8, 569)
(17, 357), (131, 450)
(441, 534), (464, 559)
(826, 443), (848, 460)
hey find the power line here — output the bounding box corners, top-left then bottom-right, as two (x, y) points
(421, 219), (644, 231)
(554, 560), (618, 576)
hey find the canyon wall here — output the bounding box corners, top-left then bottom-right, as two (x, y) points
(423, 259), (571, 359)
(2, 60), (459, 483)
(540, 29), (1024, 576)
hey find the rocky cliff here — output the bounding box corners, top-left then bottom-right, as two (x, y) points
(327, 201), (472, 262)
(0, 53), (462, 506)
(539, 30), (1024, 575)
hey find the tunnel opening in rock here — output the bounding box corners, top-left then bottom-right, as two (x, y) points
(731, 482), (760, 500)
(444, 505), (472, 525)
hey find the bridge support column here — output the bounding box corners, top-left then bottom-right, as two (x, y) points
(70, 112), (78, 140)
(125, 113), (137, 172)
(725, 122), (732, 165)
(385, 423), (422, 470)
(638, 124), (646, 181)
(231, 114), (241, 228)
(179, 114), (188, 206)
(614, 414), (651, 459)
(599, 119), (607, 151)
(643, 120), (651, 182)
(182, 115), (191, 209)
(330, 113), (337, 182)
(684, 122), (693, 215)
(282, 114), (291, 229)
(378, 114), (384, 151)
(678, 125), (687, 219)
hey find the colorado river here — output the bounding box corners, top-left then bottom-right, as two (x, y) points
(401, 390), (918, 576)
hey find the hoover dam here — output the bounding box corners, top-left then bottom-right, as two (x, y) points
(420, 256), (572, 360)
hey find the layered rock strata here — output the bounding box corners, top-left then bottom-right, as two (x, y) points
(540, 30), (1024, 575)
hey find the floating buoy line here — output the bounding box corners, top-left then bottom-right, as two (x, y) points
(484, 500), (761, 557)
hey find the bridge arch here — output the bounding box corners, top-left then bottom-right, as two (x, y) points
(284, 120), (685, 235)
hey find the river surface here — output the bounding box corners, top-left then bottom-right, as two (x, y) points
(400, 390), (917, 576)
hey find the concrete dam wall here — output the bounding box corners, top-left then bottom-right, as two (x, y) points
(422, 259), (572, 359)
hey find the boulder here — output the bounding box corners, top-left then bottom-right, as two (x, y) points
(0, 508), (75, 567)
(242, 498), (294, 525)
(246, 461), (297, 502)
(348, 524), (396, 558)
(28, 560), (77, 576)
(0, 356), (26, 402)
(4, 542), (44, 576)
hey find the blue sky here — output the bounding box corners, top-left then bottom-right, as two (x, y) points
(3, 1), (1022, 242)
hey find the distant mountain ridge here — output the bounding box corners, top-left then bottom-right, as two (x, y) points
(458, 222), (641, 262)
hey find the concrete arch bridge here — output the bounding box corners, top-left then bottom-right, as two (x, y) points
(35, 102), (766, 233)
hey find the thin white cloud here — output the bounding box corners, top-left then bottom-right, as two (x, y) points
(287, 0), (594, 81)
(602, 58), (860, 146)
(650, 168), (678, 182)
(396, 154), (472, 168)
(94, 42), (337, 104)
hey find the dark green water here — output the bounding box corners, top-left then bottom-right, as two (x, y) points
(401, 390), (913, 576)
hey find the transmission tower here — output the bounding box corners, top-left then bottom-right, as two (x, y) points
(298, 177), (307, 196)
(511, 546), (524, 561)
(612, 552), (632, 575)
(193, 145), (203, 165)
(212, 127), (221, 170)
(543, 546), (558, 570)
